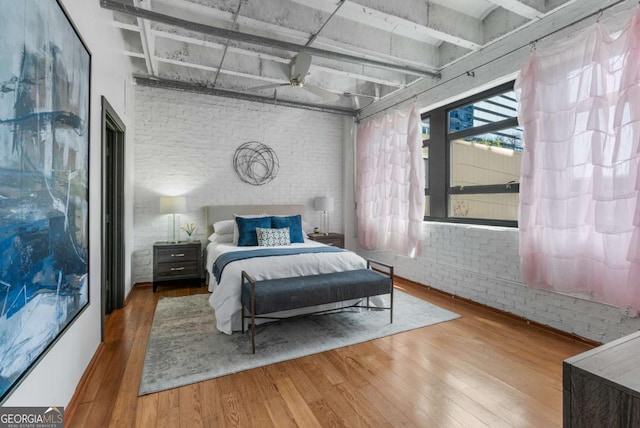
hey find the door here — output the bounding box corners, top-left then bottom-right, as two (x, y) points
(101, 97), (125, 336)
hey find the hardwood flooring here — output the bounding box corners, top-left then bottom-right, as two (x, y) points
(67, 279), (593, 427)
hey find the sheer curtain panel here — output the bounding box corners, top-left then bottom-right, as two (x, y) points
(356, 103), (425, 258)
(515, 8), (640, 309)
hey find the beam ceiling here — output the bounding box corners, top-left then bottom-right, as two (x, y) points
(104, 0), (576, 113)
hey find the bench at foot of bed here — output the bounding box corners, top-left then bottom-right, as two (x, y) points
(240, 260), (394, 353)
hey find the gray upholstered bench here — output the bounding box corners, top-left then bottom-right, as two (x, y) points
(241, 260), (394, 353)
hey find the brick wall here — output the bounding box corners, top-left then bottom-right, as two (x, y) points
(133, 86), (345, 283)
(133, 85), (640, 344)
(358, 222), (640, 343)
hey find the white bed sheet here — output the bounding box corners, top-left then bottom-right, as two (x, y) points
(206, 240), (370, 334)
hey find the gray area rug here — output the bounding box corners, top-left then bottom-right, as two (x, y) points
(139, 291), (461, 395)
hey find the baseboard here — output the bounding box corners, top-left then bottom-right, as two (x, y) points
(396, 275), (601, 348)
(65, 342), (105, 425)
(135, 282), (152, 288)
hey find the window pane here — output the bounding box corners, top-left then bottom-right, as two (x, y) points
(423, 145), (429, 190)
(462, 127), (523, 151)
(448, 90), (517, 133)
(449, 193), (518, 221)
(450, 136), (522, 187)
(421, 117), (430, 140)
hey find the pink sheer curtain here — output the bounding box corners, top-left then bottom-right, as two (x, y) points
(356, 102), (425, 258)
(515, 8), (640, 309)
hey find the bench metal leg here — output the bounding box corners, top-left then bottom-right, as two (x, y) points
(241, 302), (245, 334)
(251, 279), (256, 354)
(242, 271), (258, 353)
(390, 280), (394, 324)
(367, 259), (394, 324)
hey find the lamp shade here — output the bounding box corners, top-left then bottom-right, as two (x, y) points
(314, 196), (334, 212)
(159, 196), (186, 214)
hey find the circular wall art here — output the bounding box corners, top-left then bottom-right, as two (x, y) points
(233, 141), (279, 186)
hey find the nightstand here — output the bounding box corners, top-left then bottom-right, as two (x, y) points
(307, 232), (344, 249)
(152, 241), (202, 292)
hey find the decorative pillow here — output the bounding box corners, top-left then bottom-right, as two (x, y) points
(235, 216), (271, 246)
(256, 227), (290, 247)
(271, 215), (304, 243)
(213, 219), (235, 235)
(233, 213), (268, 244)
(208, 232), (234, 243)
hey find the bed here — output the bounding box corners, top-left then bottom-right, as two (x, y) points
(204, 204), (376, 334)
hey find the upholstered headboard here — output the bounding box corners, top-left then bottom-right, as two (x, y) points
(205, 204), (306, 236)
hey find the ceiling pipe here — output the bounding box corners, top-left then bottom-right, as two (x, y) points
(212, 0), (243, 88)
(136, 0), (155, 77)
(134, 75), (357, 116)
(100, 0), (441, 79)
(305, 0), (345, 47)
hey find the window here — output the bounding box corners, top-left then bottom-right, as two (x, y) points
(421, 117), (430, 217)
(421, 82), (521, 226)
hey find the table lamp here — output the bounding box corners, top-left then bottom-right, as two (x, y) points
(314, 196), (334, 235)
(160, 195), (186, 243)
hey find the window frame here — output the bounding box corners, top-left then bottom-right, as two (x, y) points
(421, 117), (431, 217)
(421, 81), (520, 227)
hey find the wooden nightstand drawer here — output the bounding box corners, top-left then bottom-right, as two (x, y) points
(155, 261), (200, 279)
(155, 246), (199, 264)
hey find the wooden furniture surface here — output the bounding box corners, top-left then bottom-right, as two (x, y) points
(307, 232), (344, 248)
(564, 330), (640, 427)
(152, 241), (202, 292)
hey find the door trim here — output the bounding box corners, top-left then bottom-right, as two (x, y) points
(101, 96), (126, 340)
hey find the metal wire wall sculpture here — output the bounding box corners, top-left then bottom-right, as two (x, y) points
(233, 141), (280, 186)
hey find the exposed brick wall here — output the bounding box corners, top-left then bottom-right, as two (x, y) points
(359, 222), (640, 343)
(133, 86), (345, 283)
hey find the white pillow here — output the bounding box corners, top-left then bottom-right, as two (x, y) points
(256, 227), (290, 247)
(208, 232), (234, 243)
(233, 213), (268, 245)
(213, 219), (235, 235)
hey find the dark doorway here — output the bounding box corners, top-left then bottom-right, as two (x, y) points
(101, 97), (126, 337)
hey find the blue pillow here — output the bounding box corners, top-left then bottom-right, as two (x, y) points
(271, 215), (304, 243)
(236, 216), (271, 246)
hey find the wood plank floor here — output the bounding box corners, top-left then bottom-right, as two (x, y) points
(68, 279), (593, 427)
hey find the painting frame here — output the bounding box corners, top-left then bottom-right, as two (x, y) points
(0, 0), (91, 403)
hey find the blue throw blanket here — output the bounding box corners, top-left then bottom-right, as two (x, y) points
(213, 246), (345, 283)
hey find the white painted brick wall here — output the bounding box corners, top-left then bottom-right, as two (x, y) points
(359, 222), (640, 343)
(133, 86), (345, 283)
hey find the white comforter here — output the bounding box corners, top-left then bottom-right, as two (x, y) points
(206, 240), (368, 334)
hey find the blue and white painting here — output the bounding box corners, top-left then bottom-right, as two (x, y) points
(0, 0), (90, 402)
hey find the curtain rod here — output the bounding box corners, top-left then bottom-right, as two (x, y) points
(357, 0), (632, 123)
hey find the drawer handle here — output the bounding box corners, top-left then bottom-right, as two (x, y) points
(170, 267), (185, 271)
(171, 253), (185, 257)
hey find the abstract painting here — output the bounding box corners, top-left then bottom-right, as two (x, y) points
(0, 0), (90, 403)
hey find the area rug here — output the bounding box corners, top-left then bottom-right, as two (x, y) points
(139, 290), (461, 395)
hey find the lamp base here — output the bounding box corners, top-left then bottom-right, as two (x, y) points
(321, 211), (330, 235)
(167, 213), (180, 243)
